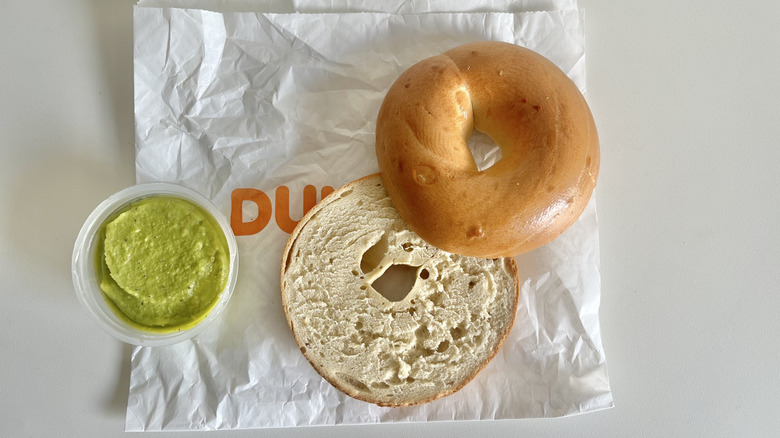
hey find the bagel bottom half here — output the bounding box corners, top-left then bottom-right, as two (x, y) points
(280, 174), (519, 407)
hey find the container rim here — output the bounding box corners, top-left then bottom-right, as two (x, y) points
(72, 182), (239, 347)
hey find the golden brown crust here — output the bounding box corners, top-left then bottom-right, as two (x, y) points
(280, 175), (519, 407)
(376, 41), (599, 258)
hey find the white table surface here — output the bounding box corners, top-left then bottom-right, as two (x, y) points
(2, 1), (778, 436)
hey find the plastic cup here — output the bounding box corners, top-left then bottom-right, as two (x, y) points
(72, 182), (239, 346)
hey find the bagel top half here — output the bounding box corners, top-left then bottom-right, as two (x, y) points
(375, 41), (599, 258)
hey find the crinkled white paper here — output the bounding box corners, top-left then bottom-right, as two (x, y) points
(128, 1), (612, 431)
(136, 0), (580, 14)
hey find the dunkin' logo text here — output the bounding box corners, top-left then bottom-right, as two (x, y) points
(230, 185), (334, 236)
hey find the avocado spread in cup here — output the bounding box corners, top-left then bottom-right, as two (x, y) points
(95, 196), (230, 332)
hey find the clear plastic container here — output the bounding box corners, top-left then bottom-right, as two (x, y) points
(72, 182), (239, 346)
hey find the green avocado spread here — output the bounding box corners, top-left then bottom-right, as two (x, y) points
(96, 196), (230, 332)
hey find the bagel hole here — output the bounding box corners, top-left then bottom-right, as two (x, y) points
(371, 264), (420, 303)
(467, 130), (502, 171)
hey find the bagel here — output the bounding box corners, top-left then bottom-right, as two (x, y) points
(280, 175), (519, 407)
(376, 41), (599, 258)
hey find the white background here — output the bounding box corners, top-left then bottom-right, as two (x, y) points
(1, 1), (778, 437)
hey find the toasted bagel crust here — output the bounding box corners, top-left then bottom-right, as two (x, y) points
(376, 41), (599, 257)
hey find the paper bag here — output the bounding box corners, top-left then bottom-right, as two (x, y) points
(128, 5), (612, 431)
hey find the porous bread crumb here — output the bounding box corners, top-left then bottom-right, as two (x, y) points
(281, 175), (518, 407)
